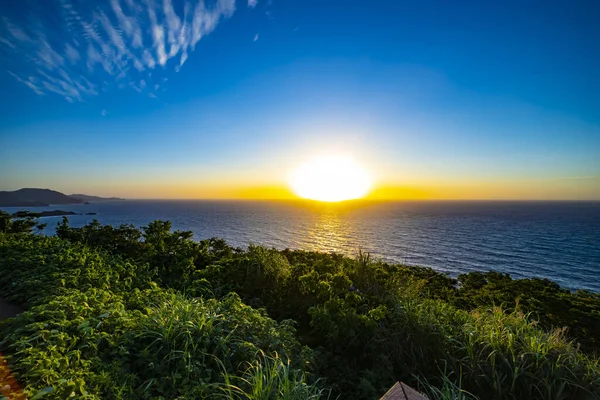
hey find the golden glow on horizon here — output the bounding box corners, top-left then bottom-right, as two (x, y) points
(66, 170), (600, 200)
(288, 156), (372, 202)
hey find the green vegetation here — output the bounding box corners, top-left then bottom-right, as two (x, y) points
(1, 211), (599, 399)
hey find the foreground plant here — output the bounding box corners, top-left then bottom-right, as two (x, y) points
(215, 351), (332, 400)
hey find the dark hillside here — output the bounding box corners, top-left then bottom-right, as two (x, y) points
(0, 188), (82, 207)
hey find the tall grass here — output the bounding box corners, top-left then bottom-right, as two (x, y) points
(415, 366), (477, 400)
(118, 293), (310, 398)
(376, 291), (600, 399)
(215, 351), (332, 400)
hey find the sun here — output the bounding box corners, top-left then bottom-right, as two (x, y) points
(288, 155), (372, 202)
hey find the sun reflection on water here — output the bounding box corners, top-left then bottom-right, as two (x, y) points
(299, 204), (357, 254)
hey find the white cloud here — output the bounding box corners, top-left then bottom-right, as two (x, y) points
(110, 0), (143, 48)
(101, 109), (107, 116)
(152, 24), (168, 66)
(4, 18), (30, 42)
(179, 50), (188, 67)
(0, 0), (237, 102)
(65, 43), (80, 64)
(253, 33), (259, 42)
(142, 49), (156, 69)
(0, 36), (15, 49)
(190, 0), (235, 50)
(133, 58), (144, 71)
(248, 0), (258, 7)
(7, 71), (44, 96)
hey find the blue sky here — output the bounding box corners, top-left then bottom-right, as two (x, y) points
(0, 0), (599, 199)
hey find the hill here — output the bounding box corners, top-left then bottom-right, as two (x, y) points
(0, 189), (124, 207)
(0, 188), (82, 207)
(69, 194), (124, 202)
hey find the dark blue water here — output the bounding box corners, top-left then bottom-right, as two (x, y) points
(2, 200), (599, 292)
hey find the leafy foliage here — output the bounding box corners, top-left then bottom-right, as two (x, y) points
(0, 210), (46, 234)
(455, 271), (600, 352)
(1, 216), (599, 399)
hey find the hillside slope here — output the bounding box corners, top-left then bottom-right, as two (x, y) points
(0, 188), (82, 207)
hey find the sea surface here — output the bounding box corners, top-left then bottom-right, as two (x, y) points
(2, 200), (599, 292)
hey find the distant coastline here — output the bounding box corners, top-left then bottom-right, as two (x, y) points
(0, 188), (124, 207)
(12, 210), (97, 218)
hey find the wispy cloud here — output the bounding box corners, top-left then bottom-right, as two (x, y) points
(248, 0), (257, 8)
(0, 0), (236, 102)
(7, 71), (44, 96)
(253, 33), (259, 42)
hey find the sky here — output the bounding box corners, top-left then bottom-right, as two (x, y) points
(0, 0), (599, 200)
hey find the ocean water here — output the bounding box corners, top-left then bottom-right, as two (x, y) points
(2, 200), (599, 292)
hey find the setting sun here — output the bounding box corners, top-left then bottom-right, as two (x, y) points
(288, 156), (372, 202)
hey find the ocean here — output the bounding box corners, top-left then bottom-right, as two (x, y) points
(2, 200), (599, 292)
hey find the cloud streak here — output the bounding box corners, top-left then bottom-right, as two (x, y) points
(0, 0), (236, 101)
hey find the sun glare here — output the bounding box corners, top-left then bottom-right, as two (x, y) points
(288, 156), (372, 202)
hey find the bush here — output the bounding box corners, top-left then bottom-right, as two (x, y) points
(0, 289), (312, 399)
